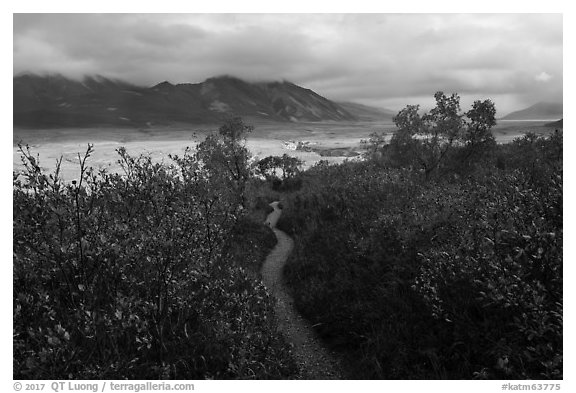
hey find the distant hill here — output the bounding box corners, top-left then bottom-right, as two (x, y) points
(500, 102), (563, 121)
(336, 101), (396, 121)
(545, 118), (563, 128)
(13, 74), (357, 128)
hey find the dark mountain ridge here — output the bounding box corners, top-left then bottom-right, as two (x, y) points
(14, 73), (359, 128)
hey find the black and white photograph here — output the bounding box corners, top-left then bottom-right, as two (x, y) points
(9, 4), (566, 390)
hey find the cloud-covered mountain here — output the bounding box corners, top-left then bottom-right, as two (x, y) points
(500, 102), (563, 121)
(13, 74), (357, 128)
(13, 14), (563, 116)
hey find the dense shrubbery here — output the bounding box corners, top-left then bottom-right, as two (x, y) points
(13, 119), (297, 379)
(278, 117), (562, 378)
(13, 107), (563, 380)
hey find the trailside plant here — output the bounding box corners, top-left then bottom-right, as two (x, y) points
(13, 119), (298, 379)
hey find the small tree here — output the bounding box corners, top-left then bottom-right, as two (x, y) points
(461, 99), (497, 164)
(279, 154), (303, 180)
(417, 92), (464, 178)
(195, 117), (253, 209)
(465, 99), (496, 146)
(256, 154), (303, 182)
(256, 155), (282, 181)
(384, 92), (496, 178)
(385, 104), (424, 168)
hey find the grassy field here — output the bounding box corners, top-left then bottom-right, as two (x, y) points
(13, 119), (557, 181)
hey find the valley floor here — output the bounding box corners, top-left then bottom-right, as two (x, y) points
(13, 120), (557, 181)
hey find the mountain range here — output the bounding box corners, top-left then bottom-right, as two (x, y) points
(14, 73), (562, 128)
(500, 102), (563, 121)
(13, 74), (396, 128)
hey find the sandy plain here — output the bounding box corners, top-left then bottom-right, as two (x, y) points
(13, 120), (555, 182)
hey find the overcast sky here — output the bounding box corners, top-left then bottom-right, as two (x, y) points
(13, 13), (562, 115)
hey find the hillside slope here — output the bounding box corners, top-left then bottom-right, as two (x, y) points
(336, 101), (396, 121)
(500, 102), (563, 120)
(14, 74), (357, 128)
(545, 118), (563, 128)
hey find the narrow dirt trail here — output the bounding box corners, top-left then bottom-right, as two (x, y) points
(261, 201), (343, 379)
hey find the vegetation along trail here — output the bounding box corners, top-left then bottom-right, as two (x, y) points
(261, 202), (343, 379)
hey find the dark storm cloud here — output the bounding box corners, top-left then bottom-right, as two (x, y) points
(13, 13), (562, 114)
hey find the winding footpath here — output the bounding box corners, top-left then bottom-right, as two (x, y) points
(261, 201), (343, 379)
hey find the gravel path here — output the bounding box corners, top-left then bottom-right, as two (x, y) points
(262, 201), (343, 379)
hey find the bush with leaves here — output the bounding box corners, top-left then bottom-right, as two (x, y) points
(276, 131), (561, 379)
(414, 169), (562, 378)
(368, 92), (497, 179)
(13, 121), (297, 379)
(255, 154), (304, 192)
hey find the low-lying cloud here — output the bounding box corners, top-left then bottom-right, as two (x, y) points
(13, 13), (562, 115)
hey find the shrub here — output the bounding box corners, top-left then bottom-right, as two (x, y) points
(277, 131), (562, 379)
(13, 136), (297, 379)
